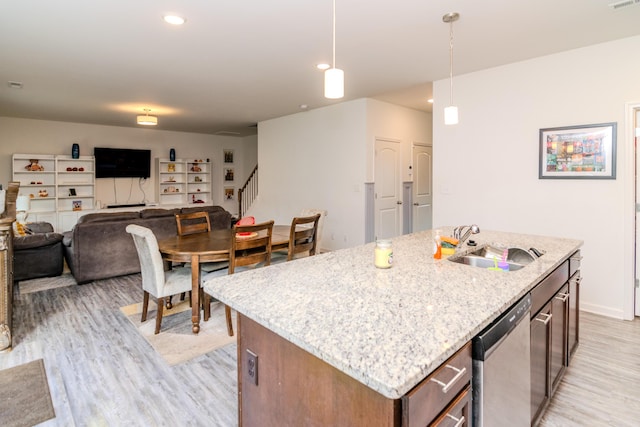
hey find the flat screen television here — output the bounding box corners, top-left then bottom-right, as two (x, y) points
(94, 147), (151, 178)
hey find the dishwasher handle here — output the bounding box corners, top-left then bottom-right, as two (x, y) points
(429, 364), (467, 393)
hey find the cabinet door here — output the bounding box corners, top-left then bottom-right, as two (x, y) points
(567, 272), (580, 362)
(530, 302), (551, 425)
(550, 283), (569, 393)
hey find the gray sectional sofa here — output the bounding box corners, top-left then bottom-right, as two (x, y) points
(62, 205), (232, 284)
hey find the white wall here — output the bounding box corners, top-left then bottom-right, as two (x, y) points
(432, 35), (640, 319)
(0, 117), (255, 215)
(253, 98), (430, 251)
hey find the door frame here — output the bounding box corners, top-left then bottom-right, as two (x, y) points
(625, 102), (640, 318)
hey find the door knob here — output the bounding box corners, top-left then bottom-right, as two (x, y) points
(396, 201), (402, 205)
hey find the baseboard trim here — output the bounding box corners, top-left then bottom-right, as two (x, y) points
(580, 302), (627, 320)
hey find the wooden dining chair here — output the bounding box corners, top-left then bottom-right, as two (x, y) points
(175, 211), (211, 236)
(175, 211), (229, 274)
(203, 220), (274, 336)
(272, 213), (321, 263)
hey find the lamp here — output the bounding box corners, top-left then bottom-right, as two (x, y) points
(137, 109), (158, 126)
(324, 0), (344, 99)
(15, 195), (30, 223)
(443, 12), (459, 125)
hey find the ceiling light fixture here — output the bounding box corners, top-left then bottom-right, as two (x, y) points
(324, 0), (344, 99)
(164, 15), (186, 25)
(443, 12), (460, 125)
(137, 109), (158, 126)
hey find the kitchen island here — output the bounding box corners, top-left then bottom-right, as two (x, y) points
(203, 228), (582, 426)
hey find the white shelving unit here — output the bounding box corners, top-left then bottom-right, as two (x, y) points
(12, 153), (96, 230)
(156, 158), (212, 206)
(56, 155), (95, 213)
(12, 154), (57, 215)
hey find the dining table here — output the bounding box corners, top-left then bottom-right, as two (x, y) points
(157, 225), (291, 334)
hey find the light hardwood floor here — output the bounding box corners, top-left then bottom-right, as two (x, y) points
(1, 275), (639, 426)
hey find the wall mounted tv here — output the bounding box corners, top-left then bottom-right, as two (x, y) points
(94, 147), (151, 179)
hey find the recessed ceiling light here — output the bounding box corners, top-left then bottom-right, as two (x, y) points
(316, 63), (330, 70)
(164, 15), (186, 25)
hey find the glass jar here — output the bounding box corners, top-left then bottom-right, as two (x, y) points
(374, 239), (393, 269)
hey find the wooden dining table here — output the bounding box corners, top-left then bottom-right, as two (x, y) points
(157, 225), (291, 334)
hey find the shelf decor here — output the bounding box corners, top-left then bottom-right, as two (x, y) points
(539, 122), (616, 179)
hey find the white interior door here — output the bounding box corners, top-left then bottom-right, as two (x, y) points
(412, 144), (432, 232)
(374, 139), (401, 240)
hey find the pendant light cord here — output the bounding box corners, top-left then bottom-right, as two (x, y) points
(449, 19), (454, 106)
(332, 0), (336, 68)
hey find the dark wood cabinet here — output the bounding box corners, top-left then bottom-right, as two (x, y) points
(550, 283), (569, 393)
(237, 314), (471, 427)
(530, 253), (581, 426)
(530, 301), (551, 425)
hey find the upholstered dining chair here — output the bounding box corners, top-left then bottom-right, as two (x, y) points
(203, 220), (275, 336)
(126, 224), (193, 334)
(272, 213), (321, 263)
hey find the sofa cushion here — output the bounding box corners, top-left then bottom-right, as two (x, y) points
(78, 212), (140, 224)
(140, 208), (181, 219)
(14, 233), (64, 250)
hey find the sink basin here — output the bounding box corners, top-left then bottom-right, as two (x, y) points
(448, 255), (525, 271)
(447, 245), (541, 272)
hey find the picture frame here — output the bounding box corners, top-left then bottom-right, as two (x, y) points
(224, 187), (235, 200)
(224, 149), (234, 164)
(224, 168), (234, 182)
(68, 188), (76, 196)
(72, 200), (82, 211)
(539, 122), (616, 179)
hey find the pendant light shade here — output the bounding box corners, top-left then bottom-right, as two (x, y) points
(444, 106), (459, 125)
(324, 0), (344, 99)
(137, 108), (158, 126)
(325, 67), (344, 99)
(443, 12), (459, 125)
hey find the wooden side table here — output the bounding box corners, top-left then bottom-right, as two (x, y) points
(0, 217), (14, 352)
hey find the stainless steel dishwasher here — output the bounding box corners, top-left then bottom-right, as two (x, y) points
(472, 293), (531, 427)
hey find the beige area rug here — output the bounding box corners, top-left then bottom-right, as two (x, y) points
(0, 359), (56, 427)
(121, 299), (237, 366)
(19, 272), (77, 295)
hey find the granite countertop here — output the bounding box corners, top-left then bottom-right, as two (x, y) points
(203, 228), (582, 399)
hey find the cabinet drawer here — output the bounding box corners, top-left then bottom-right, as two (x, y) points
(430, 385), (470, 427)
(531, 260), (569, 317)
(402, 342), (471, 427)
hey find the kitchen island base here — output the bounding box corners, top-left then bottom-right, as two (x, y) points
(237, 315), (471, 427)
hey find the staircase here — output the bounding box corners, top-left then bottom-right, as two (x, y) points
(238, 164), (258, 218)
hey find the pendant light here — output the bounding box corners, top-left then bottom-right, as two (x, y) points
(324, 0), (344, 99)
(137, 108), (158, 126)
(443, 12), (459, 125)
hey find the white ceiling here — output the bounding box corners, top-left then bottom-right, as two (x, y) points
(1, 0), (639, 137)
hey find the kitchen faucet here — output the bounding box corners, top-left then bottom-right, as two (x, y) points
(453, 224), (480, 249)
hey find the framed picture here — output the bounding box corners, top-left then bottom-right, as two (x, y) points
(539, 122), (616, 179)
(72, 200), (82, 211)
(68, 188), (76, 196)
(224, 187), (235, 200)
(224, 168), (235, 182)
(224, 149), (234, 164)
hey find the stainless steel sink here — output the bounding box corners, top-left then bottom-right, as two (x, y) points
(448, 255), (525, 271)
(447, 245), (542, 272)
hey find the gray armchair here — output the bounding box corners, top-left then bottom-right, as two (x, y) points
(13, 222), (64, 282)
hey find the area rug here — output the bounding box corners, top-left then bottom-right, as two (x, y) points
(120, 299), (237, 366)
(19, 272), (77, 295)
(0, 359), (55, 427)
